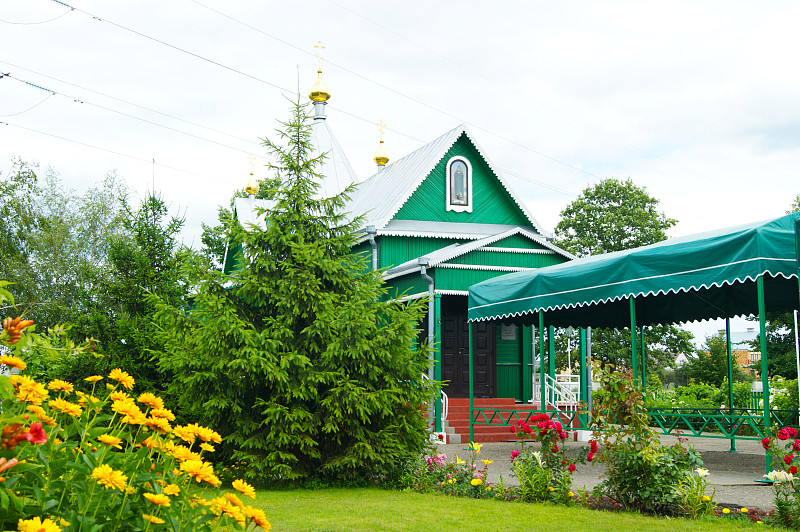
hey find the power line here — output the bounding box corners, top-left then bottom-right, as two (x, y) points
(0, 6), (73, 25)
(0, 93), (54, 117)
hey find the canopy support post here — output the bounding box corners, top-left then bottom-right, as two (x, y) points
(522, 325), (533, 404)
(579, 327), (588, 428)
(630, 297), (638, 384)
(539, 311), (546, 413)
(433, 294), (442, 433)
(757, 275), (771, 473)
(469, 320), (474, 444)
(726, 317), (737, 452)
(640, 326), (647, 398)
(548, 325), (555, 405)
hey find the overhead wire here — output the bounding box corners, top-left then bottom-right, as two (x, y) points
(0, 6), (73, 25)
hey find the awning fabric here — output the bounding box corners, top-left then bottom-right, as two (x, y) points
(468, 213), (800, 328)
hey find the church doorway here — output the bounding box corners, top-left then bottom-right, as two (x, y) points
(439, 296), (495, 398)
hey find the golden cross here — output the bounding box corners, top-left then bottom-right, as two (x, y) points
(314, 41), (325, 71)
(377, 120), (387, 142)
(247, 154), (256, 175)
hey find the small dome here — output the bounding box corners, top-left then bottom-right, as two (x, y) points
(373, 141), (389, 166)
(245, 174), (260, 195)
(308, 70), (331, 103)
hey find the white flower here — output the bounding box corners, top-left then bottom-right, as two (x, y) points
(532, 451), (543, 467)
(765, 470), (795, 484)
(694, 467), (710, 478)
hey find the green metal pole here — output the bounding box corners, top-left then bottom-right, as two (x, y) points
(757, 275), (771, 473)
(469, 320), (474, 444)
(522, 325), (533, 403)
(434, 294), (442, 433)
(640, 326), (647, 398)
(726, 317), (737, 452)
(630, 297), (638, 384)
(579, 327), (588, 428)
(539, 311), (546, 413)
(548, 325), (556, 404)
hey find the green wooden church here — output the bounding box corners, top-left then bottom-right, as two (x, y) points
(232, 66), (574, 442)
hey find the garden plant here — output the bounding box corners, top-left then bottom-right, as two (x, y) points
(0, 281), (270, 531)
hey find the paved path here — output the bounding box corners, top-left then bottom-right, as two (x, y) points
(436, 434), (776, 510)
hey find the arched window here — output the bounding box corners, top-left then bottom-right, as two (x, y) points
(446, 156), (472, 213)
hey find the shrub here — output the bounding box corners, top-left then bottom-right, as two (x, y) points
(763, 426), (800, 528)
(402, 443), (495, 499)
(0, 287), (270, 531)
(591, 364), (705, 514)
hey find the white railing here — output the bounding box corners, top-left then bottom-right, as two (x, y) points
(533, 373), (580, 411)
(421, 374), (448, 441)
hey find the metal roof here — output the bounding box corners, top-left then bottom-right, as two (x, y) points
(309, 113), (358, 199)
(233, 197), (276, 229)
(345, 124), (550, 236)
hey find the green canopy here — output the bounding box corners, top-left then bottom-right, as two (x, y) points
(468, 212), (800, 328)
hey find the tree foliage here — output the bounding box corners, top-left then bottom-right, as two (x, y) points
(553, 178), (689, 369)
(554, 178), (676, 258)
(153, 101), (434, 482)
(682, 332), (747, 387)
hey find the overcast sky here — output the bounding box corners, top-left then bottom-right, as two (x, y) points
(2, 1), (798, 343)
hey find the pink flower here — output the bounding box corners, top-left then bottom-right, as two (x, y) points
(590, 440), (598, 453)
(511, 449), (521, 460)
(762, 437), (771, 450)
(568, 463), (576, 472)
(24, 422), (47, 445)
(587, 452), (594, 462)
(785, 454), (794, 465)
(552, 444), (559, 453)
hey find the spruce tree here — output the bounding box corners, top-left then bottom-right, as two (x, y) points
(153, 100), (434, 481)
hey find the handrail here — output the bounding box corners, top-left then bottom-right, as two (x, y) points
(421, 373), (447, 438)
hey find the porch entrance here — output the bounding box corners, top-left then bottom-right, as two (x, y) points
(440, 297), (495, 398)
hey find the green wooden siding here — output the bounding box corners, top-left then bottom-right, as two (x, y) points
(379, 236), (462, 270)
(489, 234), (545, 249)
(444, 250), (564, 269)
(385, 273), (431, 300)
(434, 268), (518, 291)
(496, 323), (522, 400)
(392, 135), (530, 226)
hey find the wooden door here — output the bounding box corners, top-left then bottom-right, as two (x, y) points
(440, 297), (495, 398)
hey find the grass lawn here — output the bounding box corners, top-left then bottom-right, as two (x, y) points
(254, 488), (758, 531)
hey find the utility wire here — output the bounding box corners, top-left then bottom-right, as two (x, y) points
(0, 61), (260, 146)
(3, 72), (267, 160)
(0, 93), (54, 117)
(0, 6), (73, 25)
(1, 121), (223, 186)
(56, 0), (596, 181)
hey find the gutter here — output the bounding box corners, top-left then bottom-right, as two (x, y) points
(366, 225), (378, 271)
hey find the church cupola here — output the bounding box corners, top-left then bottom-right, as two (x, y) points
(308, 41), (331, 121)
(373, 120), (390, 170)
(245, 154), (259, 197)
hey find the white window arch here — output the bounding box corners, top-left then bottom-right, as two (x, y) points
(445, 156), (472, 213)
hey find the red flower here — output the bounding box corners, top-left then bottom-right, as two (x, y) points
(568, 463), (576, 472)
(590, 440), (598, 453)
(531, 414), (549, 423)
(587, 452), (594, 462)
(511, 449), (520, 460)
(762, 437), (771, 450)
(779, 428), (791, 440)
(552, 444), (558, 453)
(24, 422), (47, 445)
(794, 439), (800, 452)
(785, 454), (794, 465)
(790, 466), (798, 474)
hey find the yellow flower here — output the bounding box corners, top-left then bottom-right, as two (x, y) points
(166, 443), (201, 462)
(76, 393), (102, 409)
(0, 355), (26, 371)
(12, 375), (48, 405)
(225, 492), (244, 507)
(722, 508), (730, 514)
(97, 434), (123, 449)
(17, 516), (61, 532)
(568, 491), (575, 497)
(48, 398), (82, 417)
(91, 463), (127, 491)
(172, 425), (196, 444)
(701, 495), (711, 502)
(471, 478), (483, 486)
(200, 442), (215, 453)
(455, 456), (464, 465)
(163, 483), (180, 496)
(142, 514), (165, 524)
(143, 492), (171, 507)
(481, 459), (493, 466)
(84, 375), (103, 382)
(150, 408), (176, 421)
(145, 416), (172, 434)
(194, 425), (222, 443)
(548, 486), (555, 492)
(112, 399), (141, 417)
(180, 460), (221, 487)
(47, 379), (74, 393)
(242, 505), (271, 530)
(209, 496), (246, 523)
(232, 479), (256, 499)
(125, 486), (136, 495)
(741, 508), (749, 513)
(468, 442), (482, 454)
(447, 478), (456, 484)
(108, 368), (135, 390)
(138, 392), (165, 410)
(109, 391), (130, 402)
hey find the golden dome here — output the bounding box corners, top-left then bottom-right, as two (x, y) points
(373, 141), (389, 166)
(308, 70), (331, 103)
(245, 173), (260, 196)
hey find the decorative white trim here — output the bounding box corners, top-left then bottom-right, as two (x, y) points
(445, 156), (473, 213)
(468, 266), (799, 321)
(434, 289), (469, 296)
(393, 291), (430, 302)
(479, 246), (556, 255)
(438, 263), (533, 272)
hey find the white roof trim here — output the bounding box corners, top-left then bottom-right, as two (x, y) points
(479, 246), (556, 255)
(438, 263), (534, 272)
(435, 290), (469, 296)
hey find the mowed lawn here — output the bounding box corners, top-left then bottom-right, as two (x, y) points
(254, 488), (757, 531)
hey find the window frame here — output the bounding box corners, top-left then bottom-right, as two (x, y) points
(445, 156), (473, 213)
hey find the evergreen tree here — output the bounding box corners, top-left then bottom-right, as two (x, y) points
(153, 100), (433, 481)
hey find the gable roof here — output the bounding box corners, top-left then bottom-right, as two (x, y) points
(384, 226), (573, 280)
(345, 124), (550, 236)
(310, 115), (358, 199)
